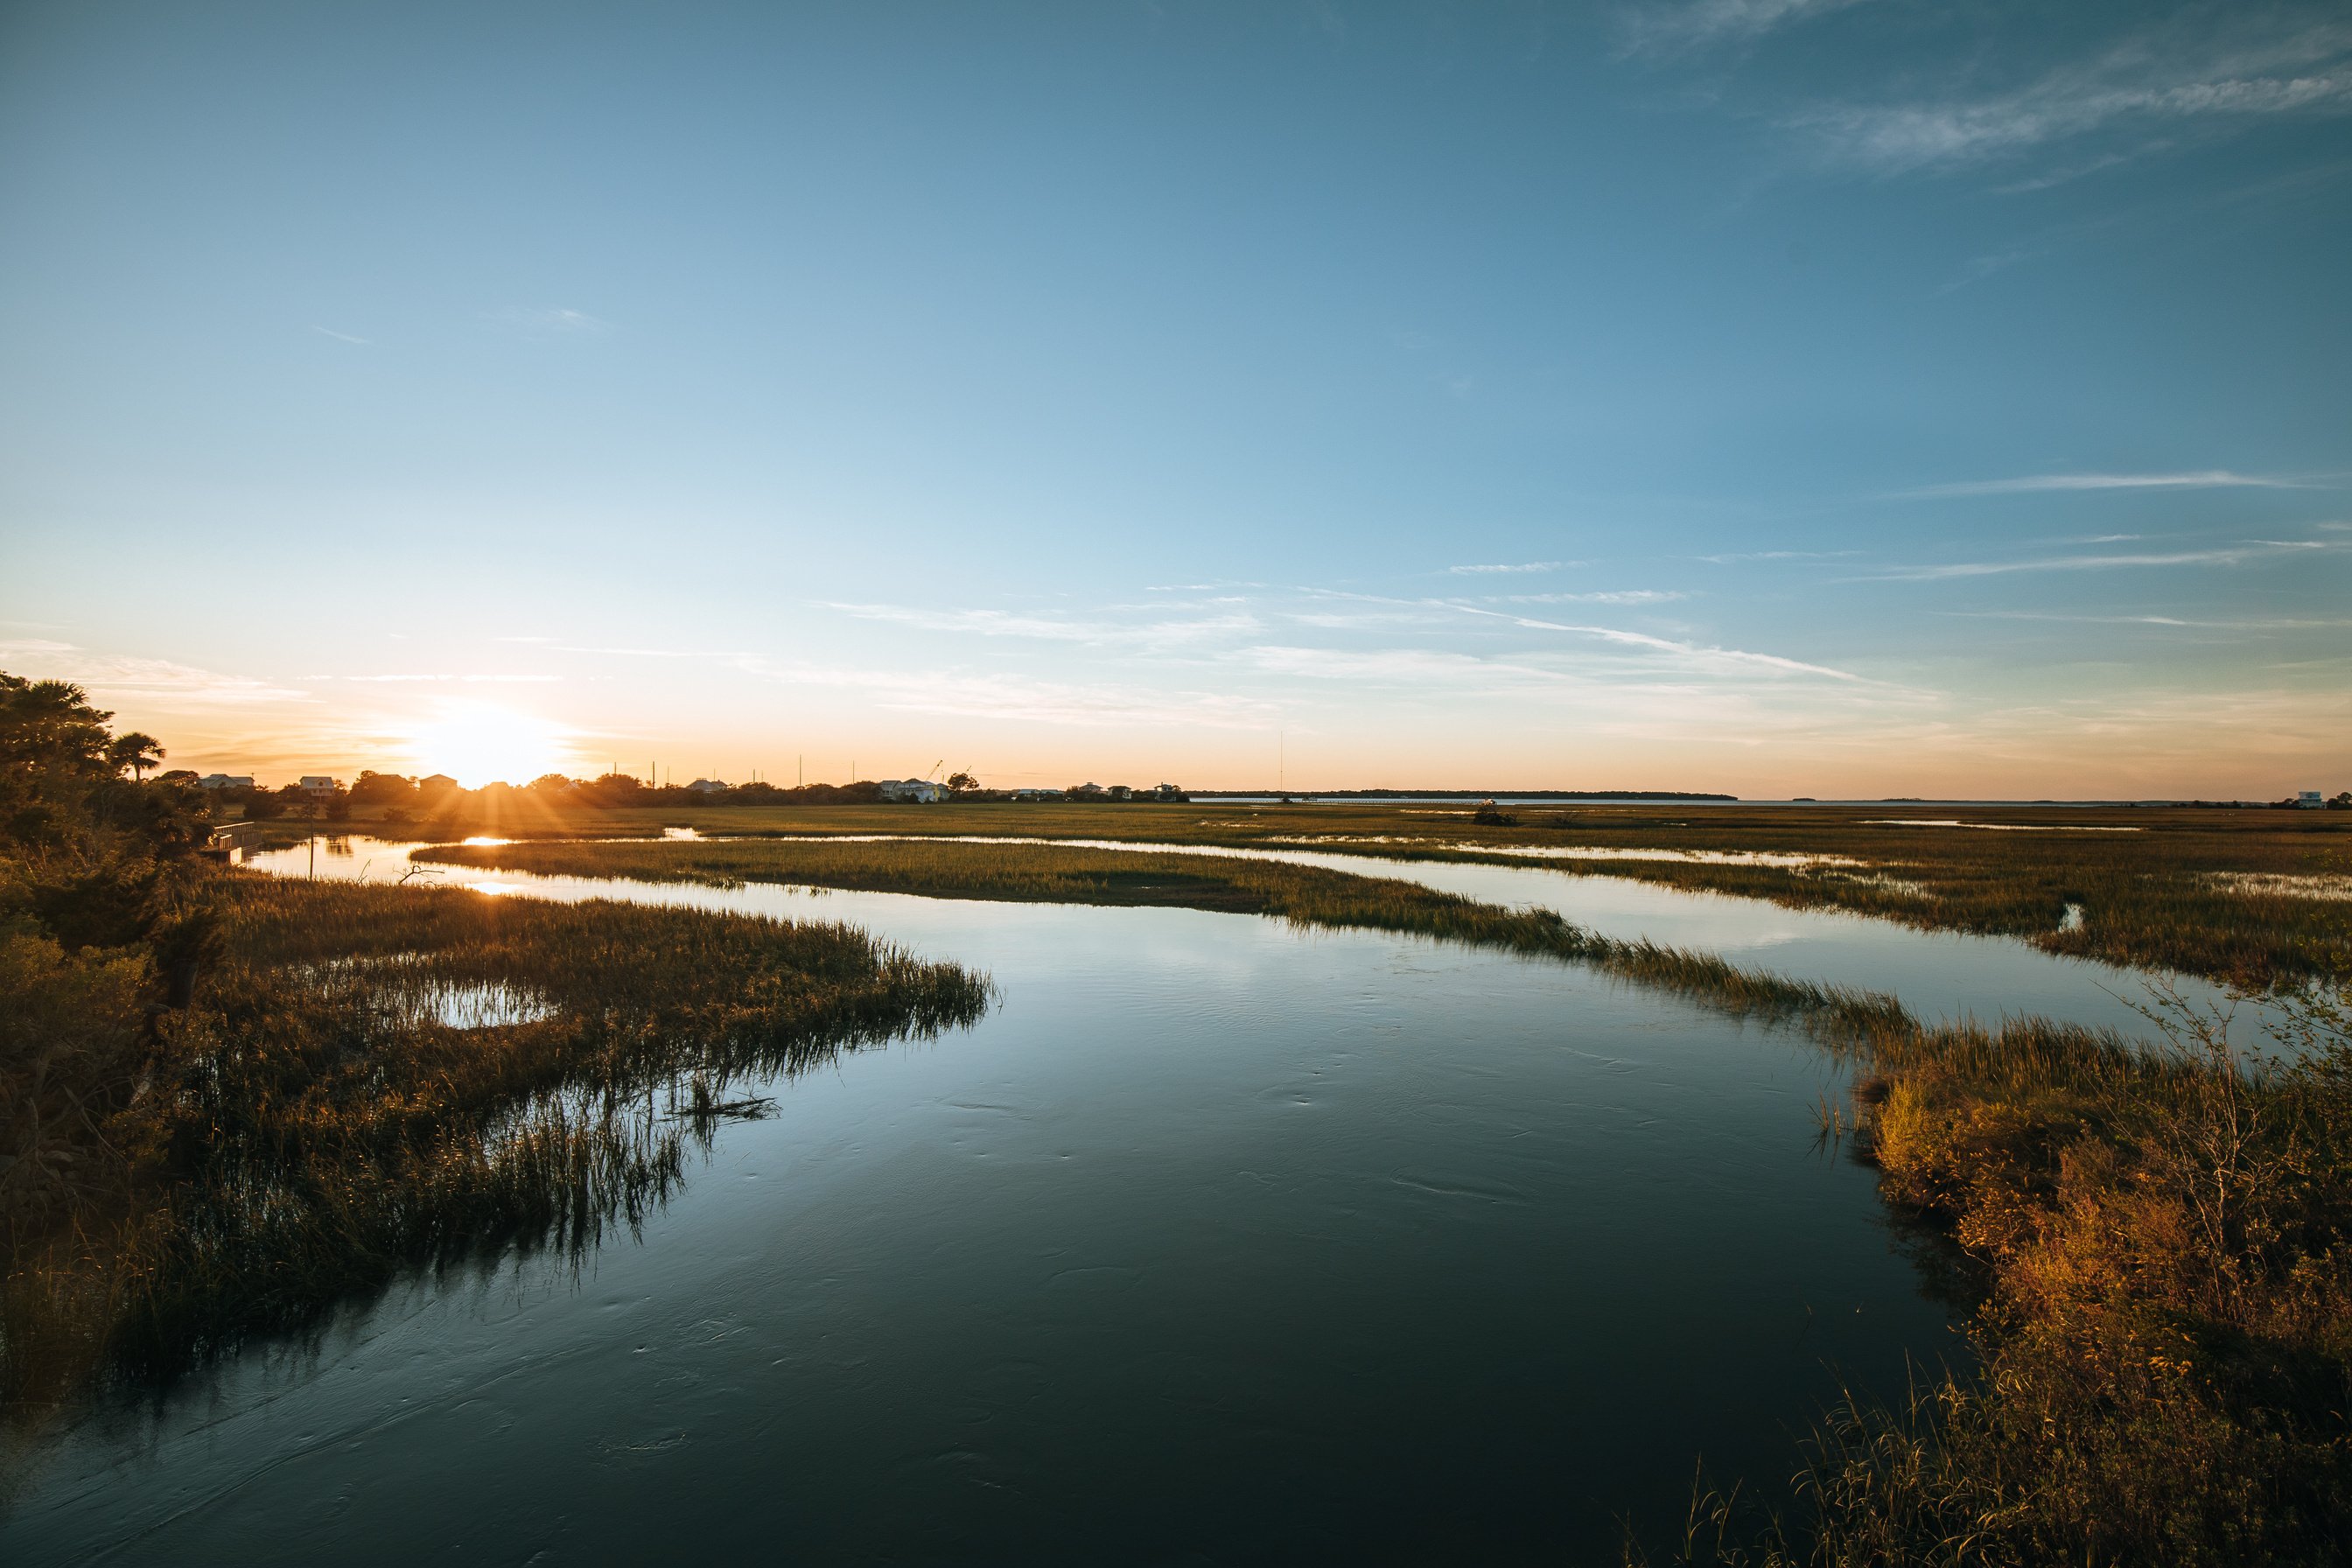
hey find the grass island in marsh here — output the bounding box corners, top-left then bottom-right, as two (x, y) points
(309, 792), (2352, 987)
(5, 878), (990, 1410)
(413, 834), (1924, 1039)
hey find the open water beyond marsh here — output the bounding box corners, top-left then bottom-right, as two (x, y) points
(7, 838), (2080, 1562)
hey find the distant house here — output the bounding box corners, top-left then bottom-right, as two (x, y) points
(418, 774), (460, 797)
(2300, 791), (2325, 808)
(1106, 784), (1133, 802)
(1151, 782), (1185, 801)
(1068, 782), (1106, 801)
(685, 778), (731, 795)
(878, 779), (942, 803)
(1009, 788), (1055, 802)
(196, 773), (256, 790)
(298, 775), (341, 800)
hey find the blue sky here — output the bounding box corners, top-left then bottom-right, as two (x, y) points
(3, 0), (2347, 794)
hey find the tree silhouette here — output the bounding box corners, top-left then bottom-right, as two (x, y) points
(108, 731), (164, 781)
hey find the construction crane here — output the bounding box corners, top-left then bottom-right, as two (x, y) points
(924, 759), (944, 783)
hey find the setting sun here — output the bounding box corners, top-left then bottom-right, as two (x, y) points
(402, 700), (571, 788)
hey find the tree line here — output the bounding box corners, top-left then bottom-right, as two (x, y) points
(3, 673), (218, 1254)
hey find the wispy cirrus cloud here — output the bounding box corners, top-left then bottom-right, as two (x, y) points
(1441, 602), (1884, 683)
(1446, 561), (1564, 575)
(1276, 588), (1891, 686)
(822, 602), (1261, 647)
(1284, 605), (1463, 632)
(556, 644), (750, 660)
(1493, 589), (1690, 606)
(827, 606), (1107, 643)
(320, 673), (564, 684)
(1795, 18), (2352, 174)
(1942, 611), (2352, 630)
(1862, 540), (2331, 581)
(1988, 151), (2137, 195)
(1696, 549), (1858, 564)
(1622, 0), (1875, 53)
(1895, 469), (2303, 499)
(1233, 645), (1925, 747)
(309, 325), (370, 346)
(1939, 244), (2035, 294)
(769, 663), (1276, 730)
(1241, 644), (1603, 696)
(492, 306), (607, 333)
(0, 641), (312, 705)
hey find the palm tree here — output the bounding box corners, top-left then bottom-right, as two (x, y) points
(108, 731), (164, 781)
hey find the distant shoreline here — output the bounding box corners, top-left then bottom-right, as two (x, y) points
(1188, 793), (2313, 807)
(1193, 789), (1740, 802)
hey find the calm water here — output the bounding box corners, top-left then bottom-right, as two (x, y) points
(4, 844), (1989, 1563)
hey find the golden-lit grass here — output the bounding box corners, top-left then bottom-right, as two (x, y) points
(348, 797), (2352, 984)
(416, 836), (1915, 1040)
(0, 873), (990, 1413)
(1639, 985), (2352, 1567)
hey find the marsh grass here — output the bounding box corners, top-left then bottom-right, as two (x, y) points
(1628, 984), (2352, 1567)
(416, 836), (1918, 1038)
(0, 872), (990, 1415)
(454, 800), (2348, 986)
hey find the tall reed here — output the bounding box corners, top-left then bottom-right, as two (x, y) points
(0, 873), (991, 1411)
